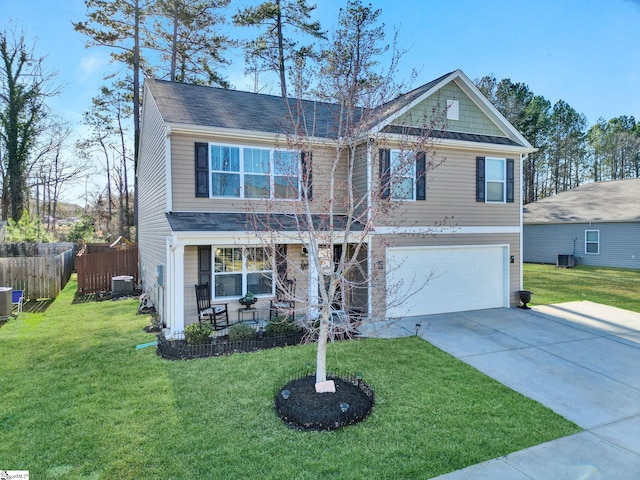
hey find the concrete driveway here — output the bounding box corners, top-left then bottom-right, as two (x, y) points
(362, 301), (640, 479)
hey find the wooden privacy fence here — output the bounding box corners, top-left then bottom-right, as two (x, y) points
(0, 243), (75, 300)
(76, 244), (139, 294)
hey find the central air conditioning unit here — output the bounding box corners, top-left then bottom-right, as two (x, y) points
(557, 254), (575, 268)
(112, 275), (134, 295)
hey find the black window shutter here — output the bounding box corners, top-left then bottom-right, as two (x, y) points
(506, 158), (515, 203)
(476, 157), (485, 202)
(198, 246), (211, 287)
(301, 151), (312, 201)
(416, 152), (426, 201)
(379, 149), (391, 199)
(195, 143), (209, 197)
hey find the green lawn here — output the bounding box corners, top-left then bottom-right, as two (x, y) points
(523, 263), (640, 312)
(0, 276), (579, 479)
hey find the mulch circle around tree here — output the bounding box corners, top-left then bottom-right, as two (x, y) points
(274, 375), (375, 431)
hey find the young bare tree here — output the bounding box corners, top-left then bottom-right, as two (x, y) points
(251, 0), (446, 390)
(77, 85), (134, 240)
(30, 120), (86, 232)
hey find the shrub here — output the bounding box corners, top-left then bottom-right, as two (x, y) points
(228, 323), (256, 342)
(264, 316), (302, 337)
(184, 322), (212, 345)
(5, 210), (54, 243)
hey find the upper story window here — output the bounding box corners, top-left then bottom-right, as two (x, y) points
(391, 150), (416, 201)
(199, 143), (301, 199)
(585, 230), (599, 254)
(476, 157), (515, 203)
(486, 158), (506, 202)
(379, 149), (426, 201)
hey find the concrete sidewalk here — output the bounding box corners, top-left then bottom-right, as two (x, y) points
(362, 301), (640, 479)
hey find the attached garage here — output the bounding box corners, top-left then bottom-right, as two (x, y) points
(385, 245), (510, 318)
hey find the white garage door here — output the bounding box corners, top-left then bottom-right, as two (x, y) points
(386, 245), (508, 318)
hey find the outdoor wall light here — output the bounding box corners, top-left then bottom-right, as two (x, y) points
(340, 402), (349, 413)
(281, 389), (290, 400)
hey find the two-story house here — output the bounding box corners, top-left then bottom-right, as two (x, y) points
(138, 69), (535, 339)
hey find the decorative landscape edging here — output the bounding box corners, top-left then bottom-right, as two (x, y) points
(156, 332), (305, 360)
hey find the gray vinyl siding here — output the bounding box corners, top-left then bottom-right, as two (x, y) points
(376, 147), (521, 227)
(138, 86), (171, 318)
(394, 81), (505, 137)
(369, 232), (521, 321)
(170, 135), (348, 214)
(524, 223), (640, 269)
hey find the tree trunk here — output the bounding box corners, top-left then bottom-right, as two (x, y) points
(276, 0), (287, 98)
(315, 312), (330, 384)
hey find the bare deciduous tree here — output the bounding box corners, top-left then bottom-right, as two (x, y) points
(249, 0), (447, 390)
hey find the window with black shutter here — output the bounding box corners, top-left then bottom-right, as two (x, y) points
(301, 152), (312, 201)
(476, 157), (485, 202)
(379, 149), (391, 199)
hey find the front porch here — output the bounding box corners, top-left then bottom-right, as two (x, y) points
(163, 239), (369, 339)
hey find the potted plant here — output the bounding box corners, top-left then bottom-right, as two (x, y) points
(239, 291), (257, 309)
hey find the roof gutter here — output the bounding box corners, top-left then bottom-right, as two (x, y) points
(167, 123), (336, 148)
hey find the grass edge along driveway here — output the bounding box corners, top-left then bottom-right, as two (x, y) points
(0, 276), (579, 479)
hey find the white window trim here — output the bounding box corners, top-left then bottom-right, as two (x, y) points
(390, 149), (416, 201)
(212, 246), (275, 300)
(485, 157), (506, 203)
(585, 229), (600, 255)
(209, 142), (300, 200)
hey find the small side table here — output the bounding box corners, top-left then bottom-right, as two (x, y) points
(238, 307), (258, 324)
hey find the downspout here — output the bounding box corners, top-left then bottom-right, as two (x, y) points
(165, 127), (173, 212)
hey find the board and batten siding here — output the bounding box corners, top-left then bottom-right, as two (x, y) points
(170, 135), (349, 215)
(137, 86), (172, 315)
(524, 223), (640, 269)
(374, 146), (521, 228)
(394, 81), (504, 137)
(369, 232), (521, 320)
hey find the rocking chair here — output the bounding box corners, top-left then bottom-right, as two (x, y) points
(195, 283), (229, 330)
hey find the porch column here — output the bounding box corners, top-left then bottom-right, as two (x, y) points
(172, 242), (185, 336)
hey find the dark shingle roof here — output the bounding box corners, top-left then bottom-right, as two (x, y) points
(382, 126), (522, 147)
(146, 78), (344, 138)
(523, 178), (640, 224)
(146, 70), (527, 147)
(165, 212), (364, 232)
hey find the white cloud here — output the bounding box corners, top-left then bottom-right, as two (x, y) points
(77, 52), (110, 83)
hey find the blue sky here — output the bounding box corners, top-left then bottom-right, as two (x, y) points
(2, 0), (640, 201)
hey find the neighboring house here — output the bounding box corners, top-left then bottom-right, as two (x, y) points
(138, 69), (535, 338)
(523, 178), (640, 268)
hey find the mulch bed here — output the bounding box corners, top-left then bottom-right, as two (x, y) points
(274, 374), (375, 431)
